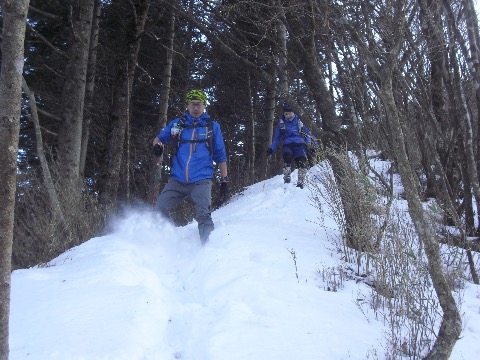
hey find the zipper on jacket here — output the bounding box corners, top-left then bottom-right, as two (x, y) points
(185, 122), (196, 183)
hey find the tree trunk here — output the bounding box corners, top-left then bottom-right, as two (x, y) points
(157, 1), (175, 130)
(150, 0), (175, 206)
(247, 72), (256, 182)
(464, 0), (480, 152)
(417, 0), (478, 284)
(264, 78), (276, 179)
(98, 0), (150, 207)
(56, 0), (95, 186)
(0, 1), (29, 358)
(277, 14), (288, 99)
(450, 38), (480, 285)
(380, 73), (462, 360)
(22, 78), (68, 228)
(363, 1), (463, 355)
(80, 0), (102, 177)
(450, 31), (480, 236)
(418, 0), (450, 192)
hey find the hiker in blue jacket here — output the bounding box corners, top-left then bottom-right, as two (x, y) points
(152, 90), (228, 245)
(266, 101), (312, 188)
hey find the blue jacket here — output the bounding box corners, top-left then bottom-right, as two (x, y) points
(157, 113), (227, 184)
(270, 114), (312, 152)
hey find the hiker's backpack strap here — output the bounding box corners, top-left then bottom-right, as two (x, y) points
(279, 119), (286, 135)
(170, 115), (186, 149)
(167, 116), (186, 169)
(298, 119), (304, 133)
(177, 119), (214, 156)
(280, 118), (304, 138)
(279, 118), (303, 136)
(297, 119), (307, 145)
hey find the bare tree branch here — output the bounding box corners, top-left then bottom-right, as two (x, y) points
(26, 22), (69, 59)
(28, 4), (63, 20)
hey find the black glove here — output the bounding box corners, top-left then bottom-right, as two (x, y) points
(266, 148), (273, 156)
(220, 177), (229, 203)
(152, 144), (163, 157)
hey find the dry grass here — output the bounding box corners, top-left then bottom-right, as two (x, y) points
(308, 149), (466, 359)
(13, 164), (108, 269)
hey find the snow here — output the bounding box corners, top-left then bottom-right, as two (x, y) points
(9, 165), (480, 360)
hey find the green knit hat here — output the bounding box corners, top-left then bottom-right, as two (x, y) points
(186, 89), (208, 105)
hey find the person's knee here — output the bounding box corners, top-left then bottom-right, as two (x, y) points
(295, 157), (307, 168)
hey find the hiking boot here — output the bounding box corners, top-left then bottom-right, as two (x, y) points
(297, 168), (307, 189)
(283, 164), (292, 184)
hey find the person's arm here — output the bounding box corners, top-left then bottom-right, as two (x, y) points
(212, 121), (228, 165)
(152, 137), (163, 146)
(270, 123), (281, 151)
(153, 118), (178, 146)
(218, 161), (227, 178)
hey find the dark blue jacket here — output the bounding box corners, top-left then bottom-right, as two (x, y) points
(157, 113), (227, 184)
(270, 114), (312, 152)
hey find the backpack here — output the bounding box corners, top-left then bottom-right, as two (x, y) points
(279, 117), (304, 136)
(279, 117), (318, 148)
(171, 115), (214, 156)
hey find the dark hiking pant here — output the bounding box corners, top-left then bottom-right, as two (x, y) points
(155, 178), (213, 243)
(282, 143), (308, 187)
(282, 143), (308, 167)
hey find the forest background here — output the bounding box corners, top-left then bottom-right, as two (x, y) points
(1, 0), (480, 359)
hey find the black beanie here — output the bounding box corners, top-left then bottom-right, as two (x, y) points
(282, 101), (293, 112)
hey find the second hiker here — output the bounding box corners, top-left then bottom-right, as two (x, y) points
(266, 101), (313, 189)
(152, 89), (228, 245)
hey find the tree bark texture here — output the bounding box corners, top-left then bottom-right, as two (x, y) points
(450, 33), (480, 235)
(22, 78), (68, 229)
(247, 73), (256, 182)
(417, 0), (478, 284)
(150, 0), (175, 205)
(157, 1), (175, 129)
(0, 1), (29, 358)
(56, 0), (95, 187)
(98, 0), (150, 207)
(263, 78), (276, 179)
(80, 0), (102, 177)
(276, 17), (288, 99)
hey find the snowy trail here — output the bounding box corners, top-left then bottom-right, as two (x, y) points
(149, 175), (313, 359)
(154, 171), (343, 360)
(10, 166), (480, 360)
(10, 169), (387, 360)
(109, 171), (333, 360)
